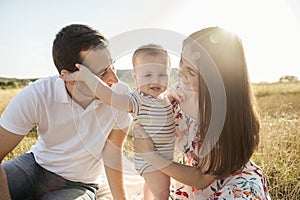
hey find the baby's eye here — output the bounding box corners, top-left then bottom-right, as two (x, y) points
(159, 74), (167, 77)
(144, 74), (152, 77)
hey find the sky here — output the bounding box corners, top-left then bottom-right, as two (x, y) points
(0, 0), (300, 83)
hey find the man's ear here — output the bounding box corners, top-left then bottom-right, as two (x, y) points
(60, 69), (75, 85)
(61, 69), (71, 76)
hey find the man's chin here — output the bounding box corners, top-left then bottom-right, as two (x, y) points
(73, 84), (94, 98)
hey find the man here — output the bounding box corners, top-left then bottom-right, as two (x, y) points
(0, 24), (131, 200)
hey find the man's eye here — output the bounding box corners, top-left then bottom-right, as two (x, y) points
(96, 70), (106, 77)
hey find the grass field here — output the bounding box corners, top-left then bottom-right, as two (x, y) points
(1, 82), (299, 199)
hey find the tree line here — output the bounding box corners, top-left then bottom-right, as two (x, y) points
(0, 77), (38, 89)
(0, 73), (297, 89)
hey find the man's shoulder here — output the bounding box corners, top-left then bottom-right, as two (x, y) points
(32, 75), (59, 85)
(28, 75), (59, 89)
(24, 75), (60, 97)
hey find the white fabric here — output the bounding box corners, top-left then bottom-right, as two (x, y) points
(93, 153), (144, 199)
(122, 157), (145, 199)
(0, 76), (131, 184)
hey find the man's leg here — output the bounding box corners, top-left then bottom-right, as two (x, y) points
(3, 153), (98, 200)
(41, 187), (97, 200)
(2, 153), (38, 200)
(37, 161), (98, 200)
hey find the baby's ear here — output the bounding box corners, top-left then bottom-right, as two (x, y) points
(131, 70), (137, 80)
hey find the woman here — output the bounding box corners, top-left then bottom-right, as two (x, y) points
(134, 27), (271, 199)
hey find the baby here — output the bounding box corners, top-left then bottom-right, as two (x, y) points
(62, 44), (175, 200)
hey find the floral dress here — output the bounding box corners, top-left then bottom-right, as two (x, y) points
(169, 111), (271, 200)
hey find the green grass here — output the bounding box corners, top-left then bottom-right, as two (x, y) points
(1, 82), (300, 199)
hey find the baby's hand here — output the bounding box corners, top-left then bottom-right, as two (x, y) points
(60, 64), (92, 83)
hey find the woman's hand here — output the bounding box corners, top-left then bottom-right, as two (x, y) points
(134, 123), (173, 170)
(170, 86), (199, 120)
(167, 90), (185, 104)
(60, 64), (93, 83)
(133, 123), (156, 154)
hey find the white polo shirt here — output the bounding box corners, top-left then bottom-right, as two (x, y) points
(0, 76), (131, 183)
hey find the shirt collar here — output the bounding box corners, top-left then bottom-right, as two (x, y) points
(54, 77), (104, 108)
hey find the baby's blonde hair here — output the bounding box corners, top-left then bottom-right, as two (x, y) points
(132, 44), (170, 68)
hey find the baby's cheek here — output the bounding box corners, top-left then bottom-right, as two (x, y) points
(162, 79), (169, 87)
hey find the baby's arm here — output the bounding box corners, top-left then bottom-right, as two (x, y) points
(63, 64), (133, 112)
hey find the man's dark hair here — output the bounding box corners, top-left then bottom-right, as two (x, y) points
(52, 24), (108, 73)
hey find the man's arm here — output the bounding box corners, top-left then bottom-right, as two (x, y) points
(102, 128), (129, 200)
(0, 126), (24, 200)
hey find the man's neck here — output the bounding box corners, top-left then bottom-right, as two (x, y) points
(66, 83), (95, 109)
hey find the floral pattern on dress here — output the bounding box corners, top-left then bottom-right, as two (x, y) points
(203, 161), (271, 200)
(170, 109), (271, 200)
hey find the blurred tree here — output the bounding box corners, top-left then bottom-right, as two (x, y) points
(279, 75), (298, 82)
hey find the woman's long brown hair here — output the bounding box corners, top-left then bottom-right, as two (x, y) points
(184, 27), (260, 179)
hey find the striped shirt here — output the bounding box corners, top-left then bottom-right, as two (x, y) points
(130, 90), (175, 174)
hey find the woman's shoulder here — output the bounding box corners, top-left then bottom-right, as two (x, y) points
(197, 161), (271, 200)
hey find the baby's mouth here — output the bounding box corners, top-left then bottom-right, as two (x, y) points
(150, 86), (161, 91)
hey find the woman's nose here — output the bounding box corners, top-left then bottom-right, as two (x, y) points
(178, 68), (184, 78)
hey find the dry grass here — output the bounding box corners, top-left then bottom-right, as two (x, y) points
(0, 88), (22, 114)
(1, 82), (299, 199)
(252, 82), (300, 199)
(0, 88), (38, 161)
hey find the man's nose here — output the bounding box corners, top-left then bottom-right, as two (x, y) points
(106, 68), (119, 85)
